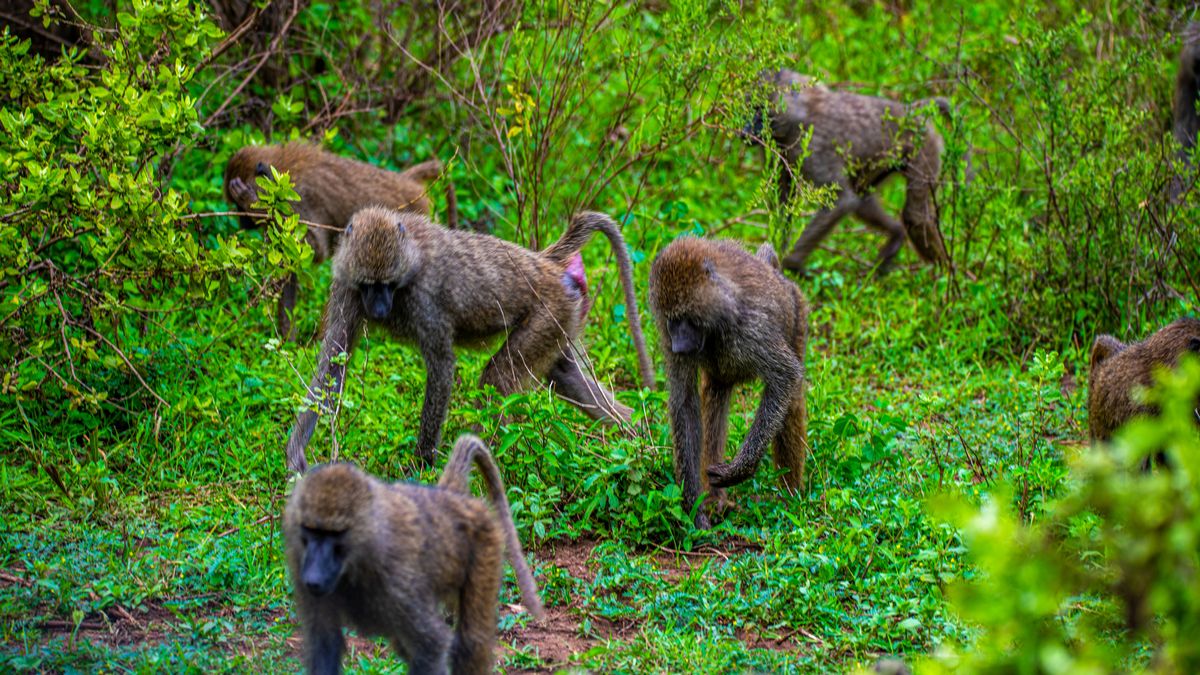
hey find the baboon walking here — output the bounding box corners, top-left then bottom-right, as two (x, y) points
(284, 207), (654, 474)
(649, 237), (810, 529)
(284, 434), (544, 674)
(224, 142), (448, 339)
(744, 69), (950, 274)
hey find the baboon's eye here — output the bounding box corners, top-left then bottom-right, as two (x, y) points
(255, 162), (270, 178)
(344, 224), (353, 236)
(395, 221), (406, 235)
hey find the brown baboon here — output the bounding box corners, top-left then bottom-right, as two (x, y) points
(284, 434), (544, 675)
(224, 142), (450, 339)
(284, 207), (654, 474)
(1088, 317), (1200, 443)
(743, 69), (951, 275)
(648, 237), (809, 529)
(1170, 23), (1200, 200)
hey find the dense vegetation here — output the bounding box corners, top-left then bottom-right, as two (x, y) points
(1, 0), (1199, 672)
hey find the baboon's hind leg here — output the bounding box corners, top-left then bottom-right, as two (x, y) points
(700, 372), (733, 516)
(449, 528), (503, 675)
(783, 187), (862, 273)
(276, 272), (299, 342)
(773, 389), (809, 492)
(481, 311), (570, 396)
(854, 195), (906, 275)
(547, 346), (633, 424)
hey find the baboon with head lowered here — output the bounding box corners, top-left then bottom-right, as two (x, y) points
(744, 69), (950, 275)
(1170, 23), (1200, 200)
(284, 434), (544, 675)
(1088, 317), (1200, 442)
(648, 237), (809, 529)
(284, 207), (654, 474)
(224, 142), (447, 339)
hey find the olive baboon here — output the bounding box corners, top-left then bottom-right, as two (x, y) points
(224, 142), (449, 339)
(648, 237), (810, 529)
(284, 434), (544, 675)
(1170, 23), (1200, 200)
(284, 207), (654, 474)
(744, 69), (950, 275)
(1088, 317), (1200, 442)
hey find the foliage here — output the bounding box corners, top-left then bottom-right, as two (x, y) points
(1, 0), (1199, 672)
(927, 360), (1200, 673)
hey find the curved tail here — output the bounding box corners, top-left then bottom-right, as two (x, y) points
(439, 435), (545, 621)
(543, 211), (655, 389)
(397, 158), (459, 229)
(398, 158), (444, 184)
(911, 96), (953, 122)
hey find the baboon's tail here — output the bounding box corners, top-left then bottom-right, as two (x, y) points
(398, 159), (460, 229)
(398, 158), (443, 184)
(439, 435), (546, 621)
(1090, 335), (1126, 369)
(542, 212), (655, 389)
(911, 96), (953, 122)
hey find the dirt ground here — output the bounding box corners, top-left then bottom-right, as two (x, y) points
(6, 536), (796, 672)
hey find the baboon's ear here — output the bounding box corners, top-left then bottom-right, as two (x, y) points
(1090, 335), (1125, 367)
(255, 162), (270, 178)
(1188, 336), (1200, 353)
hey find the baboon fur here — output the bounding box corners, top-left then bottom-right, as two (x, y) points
(284, 207), (654, 474)
(224, 142), (444, 339)
(747, 69), (950, 274)
(649, 237), (809, 529)
(284, 434), (543, 675)
(1088, 317), (1200, 442)
(1171, 23), (1200, 200)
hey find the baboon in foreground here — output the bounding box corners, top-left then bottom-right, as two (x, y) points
(224, 142), (448, 339)
(1171, 23), (1200, 200)
(284, 434), (544, 675)
(648, 237), (810, 529)
(743, 69), (951, 275)
(1088, 317), (1200, 443)
(284, 207), (655, 474)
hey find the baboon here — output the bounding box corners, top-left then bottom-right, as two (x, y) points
(743, 69), (951, 275)
(284, 434), (544, 675)
(284, 207), (654, 474)
(873, 658), (913, 675)
(224, 142), (450, 339)
(648, 237), (810, 529)
(1170, 23), (1200, 200)
(1088, 317), (1200, 443)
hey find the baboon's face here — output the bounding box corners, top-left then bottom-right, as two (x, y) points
(360, 281), (397, 320)
(298, 526), (349, 597)
(739, 109), (766, 146)
(334, 208), (423, 320)
(666, 317), (705, 355)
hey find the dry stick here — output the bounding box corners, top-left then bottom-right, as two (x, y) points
(203, 0), (301, 127)
(77, 322), (167, 407)
(195, 3), (266, 73)
(216, 514), (274, 538)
